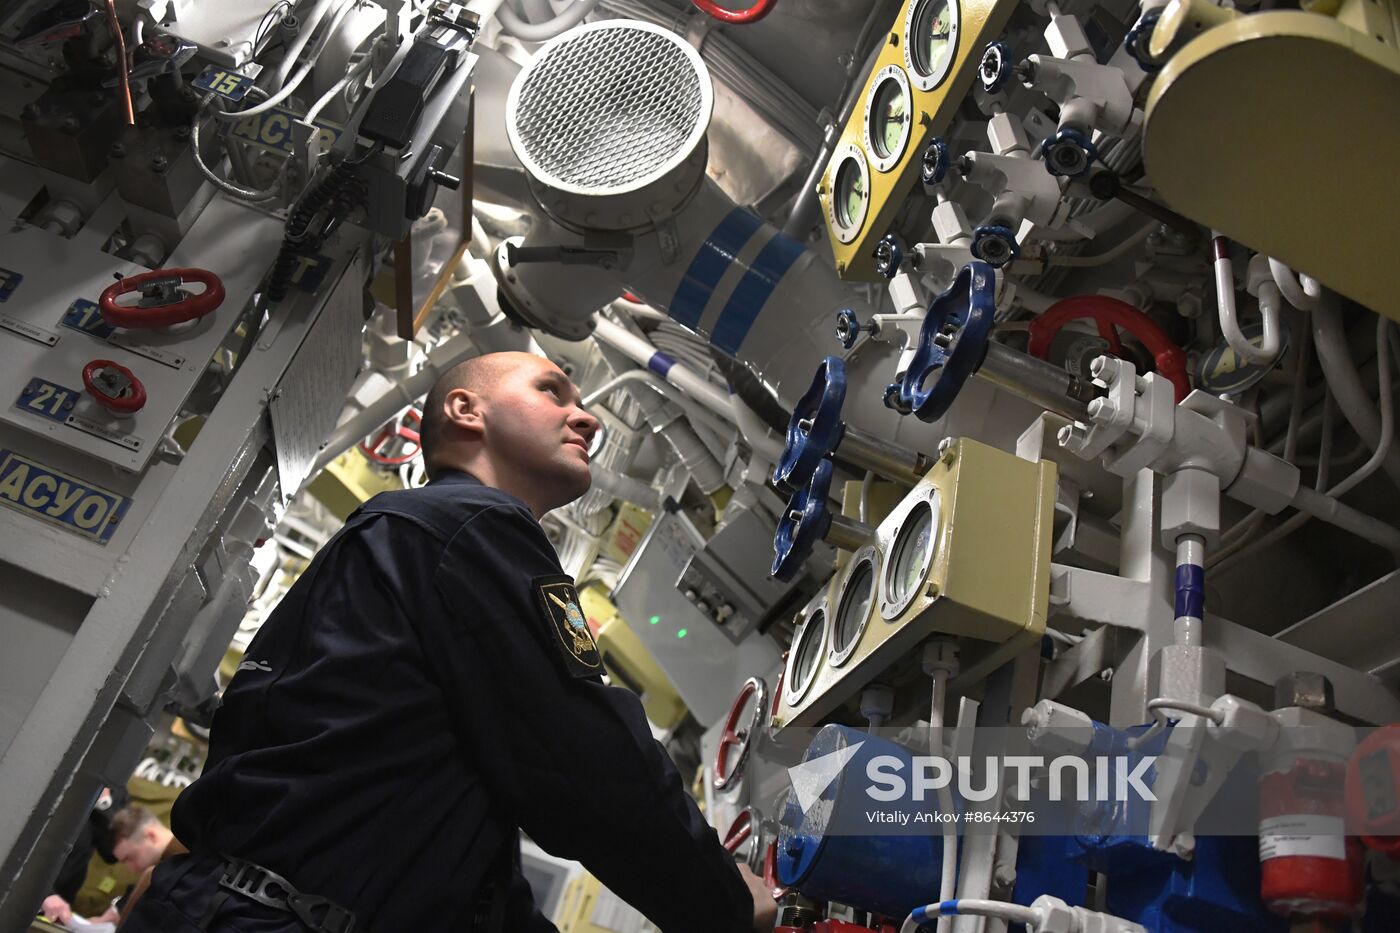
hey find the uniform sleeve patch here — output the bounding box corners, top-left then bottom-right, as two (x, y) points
(533, 575), (604, 679)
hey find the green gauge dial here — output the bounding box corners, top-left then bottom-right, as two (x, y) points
(835, 157), (867, 228)
(870, 79), (909, 159)
(914, 0), (955, 78)
(904, 0), (960, 90)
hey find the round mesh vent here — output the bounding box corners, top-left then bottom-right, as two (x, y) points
(507, 20), (712, 197)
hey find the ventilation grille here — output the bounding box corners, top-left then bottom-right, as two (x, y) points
(509, 22), (709, 194)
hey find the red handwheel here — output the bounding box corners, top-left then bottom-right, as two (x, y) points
(360, 409), (423, 466)
(722, 808), (754, 855)
(99, 267), (225, 329)
(713, 677), (768, 792)
(82, 359), (147, 415)
(1027, 295), (1190, 401)
(690, 0), (777, 24)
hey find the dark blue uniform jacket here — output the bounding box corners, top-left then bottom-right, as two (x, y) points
(122, 471), (753, 932)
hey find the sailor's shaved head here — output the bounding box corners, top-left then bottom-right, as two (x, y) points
(419, 352), (549, 480)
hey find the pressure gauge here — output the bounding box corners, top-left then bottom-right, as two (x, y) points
(863, 65), (912, 172)
(829, 545), (878, 668)
(880, 487), (943, 619)
(786, 604), (828, 704)
(904, 0), (961, 91)
(827, 142), (870, 244)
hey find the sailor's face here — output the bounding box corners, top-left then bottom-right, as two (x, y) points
(486, 358), (598, 502)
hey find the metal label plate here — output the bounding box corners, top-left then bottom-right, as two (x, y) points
(192, 65), (255, 101)
(0, 448), (129, 542)
(0, 315), (59, 346)
(65, 413), (143, 450)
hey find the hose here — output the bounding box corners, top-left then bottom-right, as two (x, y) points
(1310, 294), (1400, 489)
(191, 95), (283, 202)
(494, 0), (601, 41)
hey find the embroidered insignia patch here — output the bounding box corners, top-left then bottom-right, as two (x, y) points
(533, 575), (603, 679)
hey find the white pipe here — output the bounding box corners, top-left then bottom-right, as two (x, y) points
(1220, 250), (1282, 367)
(1311, 294), (1400, 488)
(730, 395), (785, 466)
(592, 317), (736, 425)
(1212, 234), (1282, 366)
(1047, 222), (1155, 268)
(583, 370), (731, 440)
(272, 0), (338, 90)
(1269, 257), (1323, 311)
(494, 0), (600, 41)
(312, 330), (478, 472)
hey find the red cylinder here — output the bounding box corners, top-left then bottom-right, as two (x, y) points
(1345, 724), (1400, 855)
(1258, 755), (1362, 918)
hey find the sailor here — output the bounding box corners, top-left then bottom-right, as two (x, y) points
(120, 351), (775, 932)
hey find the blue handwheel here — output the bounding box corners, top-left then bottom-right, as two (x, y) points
(1042, 127), (1099, 178)
(900, 262), (997, 423)
(772, 356), (847, 492)
(1124, 12), (1164, 73)
(772, 458), (835, 582)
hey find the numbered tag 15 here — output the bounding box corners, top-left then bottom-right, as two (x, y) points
(193, 66), (254, 102)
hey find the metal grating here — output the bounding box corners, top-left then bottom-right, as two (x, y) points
(512, 24), (705, 192)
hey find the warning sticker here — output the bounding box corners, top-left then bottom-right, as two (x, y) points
(1258, 814), (1347, 860)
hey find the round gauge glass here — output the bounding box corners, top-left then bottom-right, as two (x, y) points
(834, 156), (867, 230)
(790, 609), (827, 700)
(831, 557), (876, 665)
(869, 78), (909, 160)
(863, 65), (912, 172)
(887, 501), (936, 609)
(904, 0), (960, 90)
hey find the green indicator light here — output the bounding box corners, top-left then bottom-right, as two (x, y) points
(648, 615), (660, 625)
(676, 629), (688, 639)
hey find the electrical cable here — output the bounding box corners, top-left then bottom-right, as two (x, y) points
(304, 43), (376, 126)
(270, 0), (339, 90)
(219, 0), (358, 121)
(902, 899), (1041, 933)
(191, 93), (284, 202)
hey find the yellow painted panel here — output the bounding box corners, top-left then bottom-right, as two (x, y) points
(819, 0), (1019, 280)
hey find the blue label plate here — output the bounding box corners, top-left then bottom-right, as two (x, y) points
(0, 449), (129, 542)
(0, 267), (21, 302)
(229, 107), (342, 155)
(60, 298), (115, 339)
(15, 378), (82, 424)
(193, 65), (255, 101)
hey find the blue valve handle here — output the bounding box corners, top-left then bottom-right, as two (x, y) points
(900, 262), (997, 423)
(873, 234), (904, 280)
(979, 41), (1013, 94)
(1125, 12), (1164, 73)
(835, 308), (862, 350)
(1042, 127), (1099, 178)
(771, 458), (835, 582)
(921, 138), (951, 188)
(772, 355), (847, 492)
(970, 225), (1021, 267)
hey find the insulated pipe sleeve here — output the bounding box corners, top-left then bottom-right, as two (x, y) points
(1311, 296), (1400, 489)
